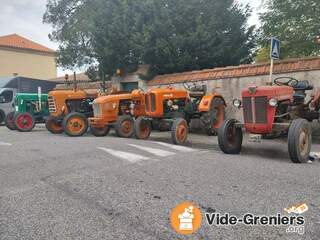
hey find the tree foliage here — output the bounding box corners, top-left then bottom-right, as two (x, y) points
(259, 0), (320, 60)
(44, 0), (255, 77)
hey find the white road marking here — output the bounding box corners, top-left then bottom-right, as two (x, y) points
(0, 142), (12, 146)
(154, 142), (197, 152)
(128, 144), (175, 157)
(98, 147), (150, 163)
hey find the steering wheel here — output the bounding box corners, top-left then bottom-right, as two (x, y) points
(274, 77), (299, 87)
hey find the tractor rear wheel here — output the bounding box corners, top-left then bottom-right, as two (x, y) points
(91, 126), (110, 137)
(63, 112), (88, 137)
(201, 97), (226, 136)
(0, 109), (5, 125)
(218, 119), (243, 154)
(46, 116), (63, 134)
(5, 111), (16, 130)
(115, 115), (134, 138)
(171, 118), (188, 145)
(134, 117), (151, 140)
(14, 112), (35, 132)
(288, 119), (311, 163)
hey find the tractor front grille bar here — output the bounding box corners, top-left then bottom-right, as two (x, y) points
(48, 96), (57, 113)
(243, 96), (268, 124)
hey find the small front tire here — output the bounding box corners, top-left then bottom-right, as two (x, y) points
(5, 112), (16, 130)
(171, 118), (188, 145)
(46, 116), (64, 134)
(63, 112), (88, 137)
(91, 126), (110, 137)
(134, 117), (151, 140)
(14, 112), (36, 132)
(115, 115), (134, 138)
(218, 119), (243, 154)
(288, 119), (311, 163)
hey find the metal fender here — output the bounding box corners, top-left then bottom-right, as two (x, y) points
(198, 94), (226, 112)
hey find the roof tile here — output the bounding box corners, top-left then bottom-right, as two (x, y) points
(0, 34), (55, 54)
(148, 57), (320, 86)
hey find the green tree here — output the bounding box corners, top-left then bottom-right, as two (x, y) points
(44, 0), (255, 77)
(259, 0), (320, 59)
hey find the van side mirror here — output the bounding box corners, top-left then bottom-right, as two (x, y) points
(0, 96), (5, 103)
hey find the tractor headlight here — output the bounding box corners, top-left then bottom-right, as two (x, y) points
(269, 98), (278, 107)
(233, 99), (242, 108)
(167, 100), (173, 107)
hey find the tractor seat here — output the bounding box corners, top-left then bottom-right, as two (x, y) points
(292, 80), (313, 103)
(292, 80), (313, 91)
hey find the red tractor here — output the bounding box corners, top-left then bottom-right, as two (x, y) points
(218, 77), (320, 163)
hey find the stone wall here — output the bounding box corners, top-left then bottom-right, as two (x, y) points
(146, 70), (320, 134)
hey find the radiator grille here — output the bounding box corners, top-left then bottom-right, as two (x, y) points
(255, 96), (267, 123)
(243, 97), (253, 123)
(48, 96), (56, 113)
(243, 96), (268, 124)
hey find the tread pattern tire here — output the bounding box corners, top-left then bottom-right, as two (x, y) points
(171, 118), (188, 145)
(0, 109), (5, 125)
(115, 115), (134, 138)
(90, 126), (110, 137)
(46, 116), (64, 134)
(5, 111), (16, 130)
(63, 112), (88, 137)
(218, 119), (243, 154)
(14, 112), (35, 132)
(201, 97), (226, 136)
(134, 116), (151, 140)
(288, 119), (311, 163)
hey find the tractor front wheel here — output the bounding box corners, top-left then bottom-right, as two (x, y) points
(201, 98), (226, 136)
(288, 119), (311, 163)
(134, 117), (151, 140)
(0, 109), (5, 125)
(14, 112), (35, 132)
(171, 118), (188, 145)
(63, 112), (88, 137)
(90, 126), (110, 137)
(115, 115), (134, 138)
(46, 116), (63, 134)
(218, 119), (243, 154)
(5, 112), (16, 130)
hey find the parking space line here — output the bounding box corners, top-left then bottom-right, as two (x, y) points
(0, 142), (12, 146)
(97, 147), (150, 163)
(128, 144), (175, 157)
(154, 142), (197, 152)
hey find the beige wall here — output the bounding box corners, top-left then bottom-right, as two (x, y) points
(0, 48), (57, 79)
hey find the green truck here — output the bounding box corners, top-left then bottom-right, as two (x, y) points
(6, 93), (50, 132)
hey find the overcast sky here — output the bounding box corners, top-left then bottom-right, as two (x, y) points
(0, 0), (262, 76)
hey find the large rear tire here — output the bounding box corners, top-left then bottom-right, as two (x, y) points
(115, 115), (134, 138)
(134, 117), (151, 140)
(201, 97), (226, 136)
(46, 116), (63, 134)
(288, 119), (311, 163)
(63, 112), (88, 137)
(14, 112), (36, 132)
(0, 109), (5, 125)
(5, 111), (16, 130)
(218, 119), (243, 154)
(90, 126), (110, 137)
(171, 118), (188, 145)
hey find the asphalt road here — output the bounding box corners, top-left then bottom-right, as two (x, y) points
(0, 125), (319, 240)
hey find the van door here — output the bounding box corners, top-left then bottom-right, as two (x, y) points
(0, 89), (15, 115)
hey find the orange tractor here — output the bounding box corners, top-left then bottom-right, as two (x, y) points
(89, 90), (145, 137)
(45, 89), (98, 137)
(134, 85), (226, 145)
